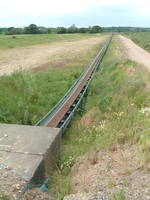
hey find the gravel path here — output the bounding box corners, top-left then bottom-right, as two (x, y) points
(118, 35), (150, 70)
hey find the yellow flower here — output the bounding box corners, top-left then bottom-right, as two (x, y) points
(119, 111), (124, 116)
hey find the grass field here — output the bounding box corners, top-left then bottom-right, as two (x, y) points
(0, 33), (100, 50)
(0, 35), (105, 125)
(125, 32), (150, 52)
(49, 35), (150, 199)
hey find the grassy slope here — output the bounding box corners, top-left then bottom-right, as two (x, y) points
(125, 32), (150, 52)
(0, 37), (105, 125)
(0, 33), (99, 50)
(50, 35), (150, 199)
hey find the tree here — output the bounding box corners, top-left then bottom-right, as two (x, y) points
(47, 28), (52, 34)
(78, 27), (86, 33)
(57, 27), (66, 34)
(67, 24), (78, 33)
(24, 24), (39, 34)
(5, 27), (23, 35)
(10, 28), (19, 35)
(7, 27), (14, 32)
(90, 25), (103, 33)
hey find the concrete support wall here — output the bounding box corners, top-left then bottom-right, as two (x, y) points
(0, 124), (61, 185)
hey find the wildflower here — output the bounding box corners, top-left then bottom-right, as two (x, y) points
(119, 111), (124, 116)
(140, 107), (150, 116)
(60, 164), (63, 170)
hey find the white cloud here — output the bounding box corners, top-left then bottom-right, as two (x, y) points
(1, 0), (150, 17)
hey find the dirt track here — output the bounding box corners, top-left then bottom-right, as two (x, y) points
(0, 36), (107, 76)
(118, 35), (150, 70)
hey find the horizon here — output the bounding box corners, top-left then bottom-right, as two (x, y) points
(1, 25), (150, 29)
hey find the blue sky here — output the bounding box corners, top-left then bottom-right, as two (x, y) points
(0, 0), (150, 27)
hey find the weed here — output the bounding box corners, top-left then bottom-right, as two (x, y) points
(108, 179), (114, 188)
(60, 156), (75, 176)
(113, 189), (128, 200)
(122, 178), (129, 187)
(50, 165), (73, 200)
(88, 150), (98, 165)
(139, 132), (150, 163)
(123, 168), (132, 176)
(107, 160), (113, 171)
(0, 194), (9, 200)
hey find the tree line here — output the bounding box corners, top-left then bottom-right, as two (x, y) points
(0, 24), (150, 35)
(0, 24), (103, 35)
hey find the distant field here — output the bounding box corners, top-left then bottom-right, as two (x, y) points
(0, 34), (108, 75)
(0, 33), (100, 50)
(125, 32), (150, 52)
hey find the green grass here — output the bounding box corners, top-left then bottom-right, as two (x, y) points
(49, 35), (150, 199)
(113, 189), (128, 200)
(0, 33), (102, 50)
(0, 194), (9, 200)
(125, 32), (150, 52)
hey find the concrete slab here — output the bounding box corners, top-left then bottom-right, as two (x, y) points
(0, 124), (61, 185)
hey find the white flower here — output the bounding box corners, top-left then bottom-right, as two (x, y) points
(140, 107), (150, 116)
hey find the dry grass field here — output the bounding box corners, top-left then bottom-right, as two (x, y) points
(0, 34), (108, 75)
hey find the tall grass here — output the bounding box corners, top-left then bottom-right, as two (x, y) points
(0, 194), (9, 200)
(125, 32), (150, 52)
(0, 67), (83, 125)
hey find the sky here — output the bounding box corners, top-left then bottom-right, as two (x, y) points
(0, 0), (150, 28)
